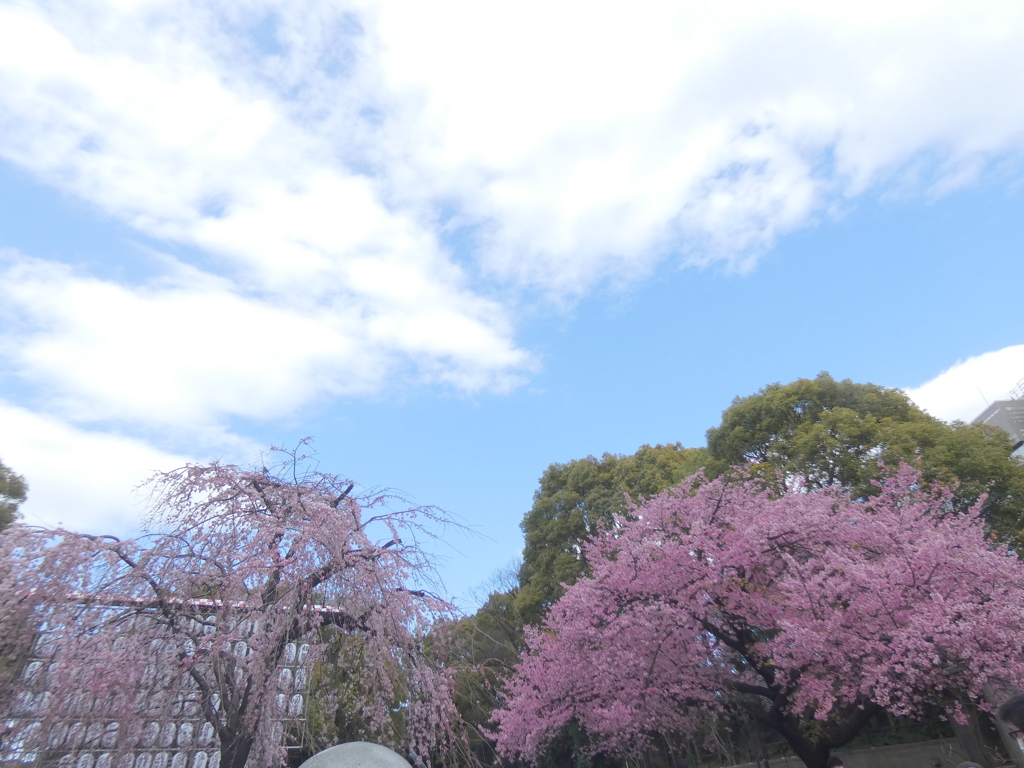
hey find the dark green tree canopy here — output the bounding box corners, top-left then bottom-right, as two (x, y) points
(516, 443), (717, 625)
(459, 374), (1024, 767)
(517, 374), (1024, 627)
(0, 457), (27, 532)
(707, 372), (1024, 543)
(706, 372), (923, 481)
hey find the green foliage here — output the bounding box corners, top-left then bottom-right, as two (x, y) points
(473, 373), (1024, 767)
(299, 628), (422, 763)
(0, 457), (27, 532)
(440, 575), (526, 766)
(886, 418), (1024, 545)
(300, 632), (377, 753)
(516, 443), (719, 625)
(512, 371), (1024, 642)
(706, 372), (923, 490)
(0, 458), (30, 713)
(706, 371), (1024, 544)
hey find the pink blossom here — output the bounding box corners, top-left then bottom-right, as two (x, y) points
(0, 453), (462, 768)
(494, 466), (1024, 768)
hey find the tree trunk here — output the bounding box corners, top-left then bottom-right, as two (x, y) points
(756, 699), (880, 768)
(755, 710), (830, 768)
(992, 717), (1024, 768)
(984, 685), (1024, 768)
(779, 739), (830, 768)
(221, 734), (254, 768)
(948, 706), (993, 768)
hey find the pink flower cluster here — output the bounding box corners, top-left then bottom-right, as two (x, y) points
(0, 458), (461, 768)
(495, 466), (1024, 762)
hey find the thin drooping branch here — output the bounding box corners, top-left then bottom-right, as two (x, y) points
(0, 449), (467, 768)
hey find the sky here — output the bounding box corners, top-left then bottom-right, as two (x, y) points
(3, 0), (1024, 610)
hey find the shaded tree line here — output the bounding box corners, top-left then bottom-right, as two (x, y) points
(449, 373), (1024, 768)
(0, 455), (27, 532)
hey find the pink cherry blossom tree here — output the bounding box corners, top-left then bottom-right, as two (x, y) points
(494, 466), (1024, 768)
(0, 449), (463, 768)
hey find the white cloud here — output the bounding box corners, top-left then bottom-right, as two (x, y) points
(5, 1), (1024, 298)
(904, 345), (1024, 423)
(0, 401), (195, 535)
(0, 252), (361, 427)
(367, 0), (1024, 289)
(2, 0), (1024, 444)
(0, 250), (526, 433)
(0, 0), (531, 432)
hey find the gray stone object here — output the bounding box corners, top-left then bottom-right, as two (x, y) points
(301, 741), (413, 768)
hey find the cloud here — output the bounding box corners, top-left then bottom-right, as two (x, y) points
(362, 0), (1024, 289)
(0, 1), (531, 430)
(904, 345), (1024, 423)
(0, 400), (195, 535)
(1, 0), (1023, 542)
(0, 251), (360, 428)
(4, 1), (1024, 298)
(2, 0), (1024, 442)
(0, 250), (526, 434)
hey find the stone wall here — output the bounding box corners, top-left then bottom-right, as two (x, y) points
(725, 737), (984, 768)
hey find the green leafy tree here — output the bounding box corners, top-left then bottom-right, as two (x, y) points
(298, 628), (412, 765)
(437, 565), (526, 766)
(706, 371), (1024, 544)
(0, 457), (27, 531)
(516, 443), (718, 625)
(706, 372), (923, 488)
(0, 458), (29, 711)
(496, 375), (1024, 768)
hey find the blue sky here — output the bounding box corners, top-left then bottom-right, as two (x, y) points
(3, 0), (1024, 609)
